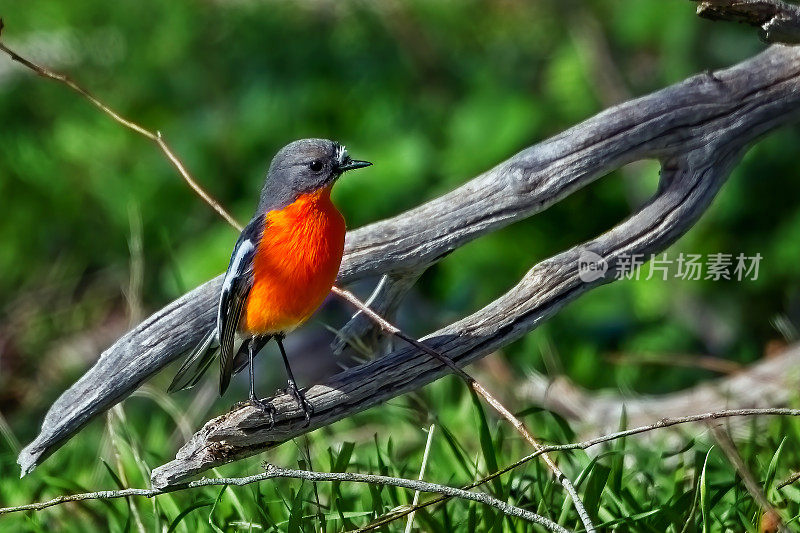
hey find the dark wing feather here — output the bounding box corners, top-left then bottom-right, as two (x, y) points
(167, 329), (218, 392)
(218, 215), (265, 395)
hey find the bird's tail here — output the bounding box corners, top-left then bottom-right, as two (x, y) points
(167, 329), (219, 393)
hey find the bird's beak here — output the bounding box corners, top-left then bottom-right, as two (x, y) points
(338, 157), (372, 172)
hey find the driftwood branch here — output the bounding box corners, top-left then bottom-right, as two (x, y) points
(10, 42), (799, 483)
(149, 45), (800, 487)
(0, 23), (598, 527)
(521, 342), (800, 436)
(695, 0), (800, 44)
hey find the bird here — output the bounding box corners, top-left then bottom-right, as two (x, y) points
(167, 138), (371, 425)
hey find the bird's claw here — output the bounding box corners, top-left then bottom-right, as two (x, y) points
(248, 395), (276, 429)
(286, 381), (314, 427)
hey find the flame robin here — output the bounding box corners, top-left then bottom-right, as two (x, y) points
(168, 138), (371, 425)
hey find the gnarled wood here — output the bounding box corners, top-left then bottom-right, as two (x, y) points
(17, 45), (800, 483)
(149, 46), (800, 487)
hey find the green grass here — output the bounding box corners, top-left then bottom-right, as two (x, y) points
(2, 374), (800, 532)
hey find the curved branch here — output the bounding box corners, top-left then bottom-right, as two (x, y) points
(17, 45), (800, 478)
(147, 46), (800, 487)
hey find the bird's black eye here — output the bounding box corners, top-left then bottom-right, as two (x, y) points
(309, 160), (323, 172)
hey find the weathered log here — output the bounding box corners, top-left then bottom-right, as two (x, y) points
(150, 46), (800, 487)
(17, 45), (800, 484)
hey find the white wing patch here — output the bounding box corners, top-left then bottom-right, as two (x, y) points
(218, 238), (254, 335)
(223, 239), (254, 292)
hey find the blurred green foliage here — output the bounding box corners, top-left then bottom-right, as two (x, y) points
(1, 0), (800, 531)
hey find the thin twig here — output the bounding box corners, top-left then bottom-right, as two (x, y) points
(605, 352), (744, 375)
(0, 24), (241, 231)
(778, 471), (800, 489)
(331, 286), (596, 532)
(707, 424), (788, 533)
(355, 407), (800, 531)
(0, 25), (595, 530)
(0, 463), (570, 533)
(154, 133), (242, 231)
(261, 464), (570, 533)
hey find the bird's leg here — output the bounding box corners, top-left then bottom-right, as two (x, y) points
(247, 336), (276, 427)
(275, 334), (314, 426)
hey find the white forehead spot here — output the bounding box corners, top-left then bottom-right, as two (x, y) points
(336, 144), (348, 165)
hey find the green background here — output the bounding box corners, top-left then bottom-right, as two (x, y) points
(1, 0), (799, 531)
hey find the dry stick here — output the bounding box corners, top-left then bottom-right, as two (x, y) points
(0, 465), (569, 533)
(605, 352), (744, 375)
(154, 134), (242, 231)
(355, 407), (800, 531)
(260, 465), (570, 533)
(331, 286), (596, 531)
(707, 424), (788, 533)
(778, 471), (800, 489)
(0, 22), (593, 531)
(0, 22), (240, 232)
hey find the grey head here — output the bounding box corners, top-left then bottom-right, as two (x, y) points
(257, 138), (371, 212)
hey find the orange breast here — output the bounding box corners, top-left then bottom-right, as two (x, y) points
(241, 187), (346, 335)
